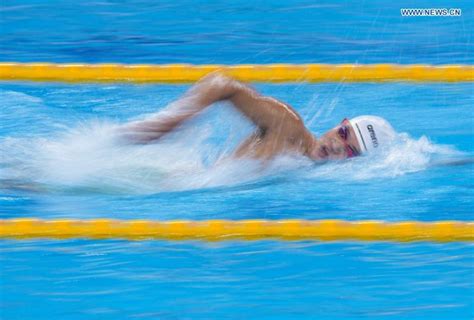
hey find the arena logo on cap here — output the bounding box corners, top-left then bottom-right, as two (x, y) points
(367, 125), (378, 148)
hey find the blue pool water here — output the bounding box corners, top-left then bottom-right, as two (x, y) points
(1, 1), (473, 319)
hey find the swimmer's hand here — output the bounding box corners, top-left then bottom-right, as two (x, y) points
(429, 158), (474, 167)
(118, 73), (238, 144)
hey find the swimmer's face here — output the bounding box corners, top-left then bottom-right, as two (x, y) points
(310, 118), (362, 161)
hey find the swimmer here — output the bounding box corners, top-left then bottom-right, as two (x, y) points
(122, 73), (397, 162)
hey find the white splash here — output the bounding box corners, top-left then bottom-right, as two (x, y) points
(0, 120), (262, 193)
(0, 121), (463, 194)
(307, 133), (462, 181)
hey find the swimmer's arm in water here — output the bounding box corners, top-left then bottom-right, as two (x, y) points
(122, 73), (309, 144)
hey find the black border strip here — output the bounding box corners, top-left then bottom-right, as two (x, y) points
(355, 123), (367, 151)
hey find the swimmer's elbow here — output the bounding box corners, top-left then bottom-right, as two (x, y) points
(197, 73), (246, 101)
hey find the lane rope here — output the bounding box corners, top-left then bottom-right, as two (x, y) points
(1, 219), (472, 242)
(0, 63), (473, 83)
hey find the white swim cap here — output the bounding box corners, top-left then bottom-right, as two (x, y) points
(349, 116), (396, 154)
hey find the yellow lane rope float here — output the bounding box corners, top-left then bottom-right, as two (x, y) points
(0, 63), (473, 83)
(1, 219), (472, 242)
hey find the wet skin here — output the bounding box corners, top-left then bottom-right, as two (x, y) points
(314, 118), (361, 161)
(123, 73), (362, 162)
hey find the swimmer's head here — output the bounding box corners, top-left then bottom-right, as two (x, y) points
(309, 115), (396, 161)
(348, 116), (397, 154)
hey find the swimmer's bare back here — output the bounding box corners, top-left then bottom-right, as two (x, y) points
(122, 73), (317, 160)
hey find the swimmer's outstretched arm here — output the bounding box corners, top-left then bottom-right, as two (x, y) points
(122, 73), (306, 143)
